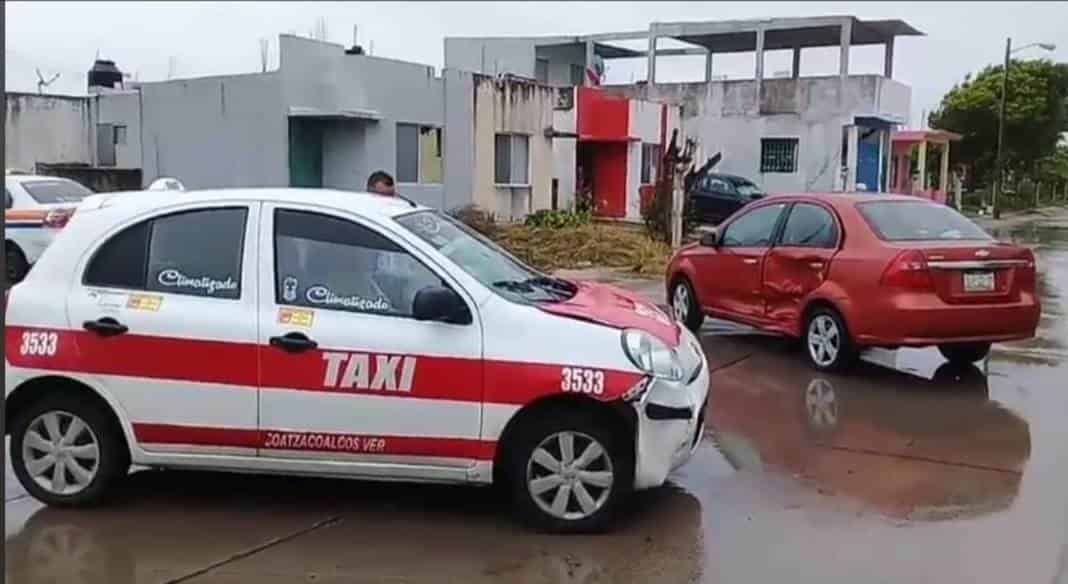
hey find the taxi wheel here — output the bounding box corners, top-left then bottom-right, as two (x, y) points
(508, 409), (632, 533)
(6, 242), (29, 285)
(10, 393), (129, 507)
(670, 277), (704, 332)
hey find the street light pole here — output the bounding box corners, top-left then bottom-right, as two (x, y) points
(993, 37), (1011, 220)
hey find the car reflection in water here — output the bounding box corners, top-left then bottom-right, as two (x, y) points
(708, 340), (1032, 521)
(5, 472), (705, 584)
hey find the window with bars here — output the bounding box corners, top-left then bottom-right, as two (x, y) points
(640, 143), (661, 184)
(760, 138), (799, 173)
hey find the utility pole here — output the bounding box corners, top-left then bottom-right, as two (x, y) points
(993, 37), (1011, 220)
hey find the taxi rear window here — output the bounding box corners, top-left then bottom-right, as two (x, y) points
(22, 179), (93, 204)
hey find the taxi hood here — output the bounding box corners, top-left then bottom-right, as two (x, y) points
(537, 280), (682, 347)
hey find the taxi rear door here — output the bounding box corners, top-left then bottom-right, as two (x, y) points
(255, 203), (485, 481)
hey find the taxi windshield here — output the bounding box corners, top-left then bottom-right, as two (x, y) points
(395, 210), (576, 303)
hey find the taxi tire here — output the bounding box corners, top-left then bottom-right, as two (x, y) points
(508, 409), (633, 534)
(6, 242), (29, 285)
(10, 394), (129, 508)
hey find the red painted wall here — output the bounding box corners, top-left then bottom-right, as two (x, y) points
(593, 143), (628, 218)
(577, 87), (630, 142)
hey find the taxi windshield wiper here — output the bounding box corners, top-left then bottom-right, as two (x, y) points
(493, 279), (538, 293)
(492, 276), (575, 300)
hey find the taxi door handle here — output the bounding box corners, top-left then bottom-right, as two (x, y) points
(270, 332), (318, 353)
(83, 317), (129, 337)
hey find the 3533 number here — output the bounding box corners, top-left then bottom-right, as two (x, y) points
(19, 331), (58, 357)
(561, 367), (604, 395)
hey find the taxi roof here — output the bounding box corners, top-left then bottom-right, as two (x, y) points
(80, 187), (427, 218)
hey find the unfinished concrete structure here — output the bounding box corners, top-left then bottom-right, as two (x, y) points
(446, 16), (923, 194)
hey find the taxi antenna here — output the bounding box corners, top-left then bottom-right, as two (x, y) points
(396, 193), (418, 208)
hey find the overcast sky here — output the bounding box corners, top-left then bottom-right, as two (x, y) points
(5, 1), (1066, 127)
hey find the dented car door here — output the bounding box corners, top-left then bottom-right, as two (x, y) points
(256, 203), (484, 478)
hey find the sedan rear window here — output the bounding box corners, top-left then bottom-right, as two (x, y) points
(857, 201), (991, 241)
(22, 179), (93, 204)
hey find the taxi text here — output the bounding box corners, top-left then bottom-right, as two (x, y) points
(322, 351), (417, 392)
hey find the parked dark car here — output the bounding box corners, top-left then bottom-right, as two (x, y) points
(689, 173), (765, 225)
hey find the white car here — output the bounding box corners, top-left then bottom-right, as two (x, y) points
(4, 188), (709, 532)
(5, 174), (92, 284)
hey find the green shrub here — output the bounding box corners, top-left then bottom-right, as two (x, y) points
(524, 208), (591, 229)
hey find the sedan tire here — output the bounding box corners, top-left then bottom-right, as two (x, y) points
(670, 277), (704, 332)
(803, 307), (857, 372)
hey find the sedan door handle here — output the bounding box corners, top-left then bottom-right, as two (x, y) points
(83, 317), (129, 337)
(808, 261), (825, 269)
(742, 258), (759, 265)
(269, 332), (318, 353)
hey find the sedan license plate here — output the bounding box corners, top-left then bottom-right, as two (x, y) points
(963, 271), (995, 293)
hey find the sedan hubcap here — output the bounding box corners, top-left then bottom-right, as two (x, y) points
(22, 411), (100, 496)
(672, 285), (689, 322)
(527, 431), (614, 521)
(807, 315), (840, 367)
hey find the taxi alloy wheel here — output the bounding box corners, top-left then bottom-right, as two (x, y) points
(527, 431), (614, 522)
(509, 409), (632, 533)
(11, 393), (129, 507)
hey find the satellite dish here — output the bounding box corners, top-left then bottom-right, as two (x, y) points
(147, 177), (185, 192)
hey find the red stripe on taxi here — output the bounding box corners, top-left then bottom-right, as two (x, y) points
(6, 326), (643, 405)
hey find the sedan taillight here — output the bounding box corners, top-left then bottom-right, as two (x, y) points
(43, 208), (75, 229)
(880, 250), (933, 290)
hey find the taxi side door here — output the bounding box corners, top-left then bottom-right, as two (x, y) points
(65, 202), (261, 457)
(255, 203), (485, 481)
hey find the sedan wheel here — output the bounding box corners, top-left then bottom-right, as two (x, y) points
(803, 308), (856, 371)
(670, 278), (704, 332)
(807, 315), (841, 368)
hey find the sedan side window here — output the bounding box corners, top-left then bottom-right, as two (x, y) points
(779, 203), (839, 248)
(721, 203), (787, 247)
(707, 178), (735, 195)
(84, 207), (247, 299)
(274, 209), (442, 318)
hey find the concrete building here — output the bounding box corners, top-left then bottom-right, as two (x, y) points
(446, 15), (923, 194)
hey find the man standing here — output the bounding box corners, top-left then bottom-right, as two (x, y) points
(366, 171), (396, 197)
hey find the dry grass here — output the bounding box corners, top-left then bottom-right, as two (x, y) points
(492, 221), (671, 276)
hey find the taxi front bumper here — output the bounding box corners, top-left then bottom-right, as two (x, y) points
(631, 330), (710, 490)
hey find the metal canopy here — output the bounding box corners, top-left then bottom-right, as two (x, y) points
(287, 106), (382, 121)
(662, 17), (923, 53)
(534, 39), (645, 59)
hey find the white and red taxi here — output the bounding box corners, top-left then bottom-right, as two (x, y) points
(4, 188), (709, 532)
(5, 173), (90, 284)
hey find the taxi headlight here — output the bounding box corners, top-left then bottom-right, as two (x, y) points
(621, 329), (683, 382)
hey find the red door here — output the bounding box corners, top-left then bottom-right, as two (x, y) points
(591, 143), (628, 218)
(692, 202), (788, 323)
(762, 203), (840, 334)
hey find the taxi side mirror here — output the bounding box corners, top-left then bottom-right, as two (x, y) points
(413, 285), (471, 325)
(699, 228), (720, 247)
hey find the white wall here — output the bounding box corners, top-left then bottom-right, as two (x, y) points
(617, 75), (911, 193)
(95, 91), (142, 169)
(4, 93), (93, 171)
(471, 74), (556, 220)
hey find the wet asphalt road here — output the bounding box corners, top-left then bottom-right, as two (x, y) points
(6, 213), (1068, 583)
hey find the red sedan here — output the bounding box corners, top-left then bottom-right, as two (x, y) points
(666, 193), (1040, 370)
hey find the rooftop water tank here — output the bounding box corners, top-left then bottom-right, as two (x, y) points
(88, 59), (123, 91)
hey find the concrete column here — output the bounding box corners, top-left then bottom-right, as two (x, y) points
(754, 27), (766, 114)
(585, 41), (595, 86)
(883, 37), (895, 78)
(877, 129), (886, 193)
(704, 49), (713, 82)
(647, 29), (658, 85)
(846, 124), (859, 191)
(792, 46), (801, 79)
(939, 141), (950, 194)
(917, 141), (928, 191)
(839, 19), (852, 78)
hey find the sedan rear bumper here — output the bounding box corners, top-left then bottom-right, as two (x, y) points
(852, 294), (1040, 347)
